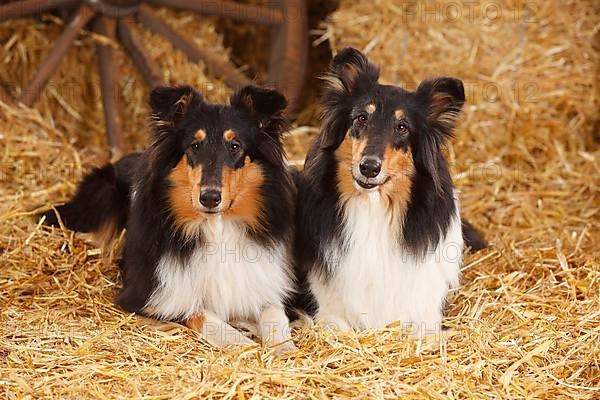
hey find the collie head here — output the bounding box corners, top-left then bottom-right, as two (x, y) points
(305, 47), (465, 257)
(136, 84), (294, 247)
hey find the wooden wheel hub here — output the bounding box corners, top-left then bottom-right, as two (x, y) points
(86, 0), (143, 17)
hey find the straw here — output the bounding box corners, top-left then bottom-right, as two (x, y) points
(1, 1), (599, 398)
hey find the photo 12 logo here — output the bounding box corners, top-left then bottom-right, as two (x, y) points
(399, 1), (539, 24)
(200, 241), (279, 264)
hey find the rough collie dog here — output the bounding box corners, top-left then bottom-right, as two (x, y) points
(294, 48), (485, 335)
(42, 85), (297, 352)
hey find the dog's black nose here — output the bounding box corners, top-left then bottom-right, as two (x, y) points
(200, 190), (222, 209)
(359, 158), (382, 178)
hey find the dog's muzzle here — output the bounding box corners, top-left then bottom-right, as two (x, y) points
(199, 189), (223, 213)
(353, 157), (388, 190)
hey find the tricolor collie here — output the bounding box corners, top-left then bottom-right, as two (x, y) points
(294, 48), (485, 335)
(43, 85), (297, 352)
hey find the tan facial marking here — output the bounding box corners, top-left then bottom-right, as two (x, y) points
(186, 314), (206, 332)
(335, 130), (415, 215)
(223, 129), (236, 141)
(366, 104), (376, 114)
(168, 155), (205, 230)
(222, 156), (265, 231)
(380, 146), (414, 214)
(335, 132), (367, 202)
(395, 110), (405, 120)
(195, 129), (206, 141)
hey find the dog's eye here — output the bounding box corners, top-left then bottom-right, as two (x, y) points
(353, 114), (368, 125)
(190, 142), (201, 152)
(396, 122), (409, 134)
(229, 141), (241, 154)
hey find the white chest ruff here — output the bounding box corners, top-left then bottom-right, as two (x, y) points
(311, 192), (463, 330)
(146, 217), (293, 321)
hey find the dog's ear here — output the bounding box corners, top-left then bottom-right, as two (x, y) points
(417, 77), (465, 134)
(149, 85), (202, 127)
(414, 77), (465, 193)
(231, 85), (287, 138)
(231, 86), (288, 165)
(147, 86), (202, 168)
(323, 47), (380, 96)
(319, 48), (380, 149)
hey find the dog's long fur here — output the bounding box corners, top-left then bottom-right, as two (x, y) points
(293, 48), (485, 334)
(42, 85), (297, 351)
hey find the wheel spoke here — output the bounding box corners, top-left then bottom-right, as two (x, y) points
(0, 0), (74, 23)
(0, 84), (13, 104)
(268, 0), (307, 117)
(95, 16), (126, 154)
(117, 16), (165, 89)
(147, 0), (283, 26)
(20, 4), (96, 106)
(137, 4), (251, 89)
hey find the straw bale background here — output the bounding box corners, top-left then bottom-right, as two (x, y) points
(1, 1), (599, 398)
(0, 9), (231, 154)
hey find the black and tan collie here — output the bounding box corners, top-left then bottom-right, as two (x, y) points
(294, 48), (484, 335)
(42, 85), (297, 352)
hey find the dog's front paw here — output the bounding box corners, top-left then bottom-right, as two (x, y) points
(268, 339), (298, 356)
(320, 315), (351, 332)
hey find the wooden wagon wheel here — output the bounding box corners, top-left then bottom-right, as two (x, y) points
(0, 0), (307, 153)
